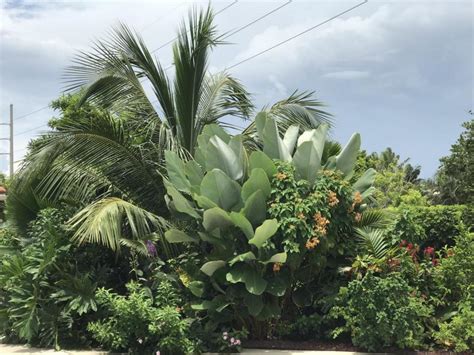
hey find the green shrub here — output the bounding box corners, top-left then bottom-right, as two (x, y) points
(387, 204), (470, 249)
(331, 272), (432, 351)
(87, 281), (196, 354)
(162, 115), (376, 337)
(433, 296), (474, 352)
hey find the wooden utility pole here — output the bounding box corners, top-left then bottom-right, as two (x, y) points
(0, 104), (13, 178)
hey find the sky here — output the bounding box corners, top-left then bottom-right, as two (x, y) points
(0, 0), (472, 178)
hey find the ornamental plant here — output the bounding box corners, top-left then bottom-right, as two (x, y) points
(162, 113), (376, 335)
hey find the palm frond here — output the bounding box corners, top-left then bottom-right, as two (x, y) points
(356, 209), (394, 229)
(69, 197), (170, 252)
(355, 227), (390, 259)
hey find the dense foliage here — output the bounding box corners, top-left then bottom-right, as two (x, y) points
(0, 5), (472, 354)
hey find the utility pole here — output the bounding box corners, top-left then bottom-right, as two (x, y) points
(0, 104), (13, 178)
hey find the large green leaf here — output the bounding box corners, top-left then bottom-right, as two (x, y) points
(244, 293), (264, 316)
(228, 251), (256, 266)
(200, 169), (242, 211)
(229, 212), (254, 239)
(202, 207), (233, 232)
(226, 263), (267, 295)
(241, 190), (267, 226)
(262, 252), (287, 264)
(193, 194), (218, 209)
(185, 160), (204, 189)
(249, 151), (277, 179)
(292, 287), (312, 307)
(165, 229), (197, 243)
(201, 260), (226, 276)
(353, 168), (376, 193)
(164, 179), (200, 219)
(206, 136), (243, 180)
(241, 168), (271, 202)
(293, 141), (321, 185)
(249, 219), (279, 249)
(187, 281), (205, 297)
(282, 125), (299, 155)
(165, 151), (191, 193)
(266, 277), (288, 296)
(262, 116), (291, 161)
(336, 133), (361, 178)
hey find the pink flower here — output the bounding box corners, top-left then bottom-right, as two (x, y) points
(235, 339), (241, 346)
(156, 352), (160, 355)
(230, 337), (235, 344)
(424, 246), (435, 257)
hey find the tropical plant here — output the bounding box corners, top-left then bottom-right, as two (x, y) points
(162, 113), (376, 336)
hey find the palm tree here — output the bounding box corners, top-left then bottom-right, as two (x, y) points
(8, 6), (333, 254)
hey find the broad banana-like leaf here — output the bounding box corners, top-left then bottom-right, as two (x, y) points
(198, 123), (231, 146)
(206, 136), (243, 180)
(229, 251), (256, 266)
(194, 194), (218, 209)
(230, 212), (254, 239)
(255, 111), (268, 139)
(185, 160), (204, 189)
(297, 124), (328, 157)
(165, 151), (191, 193)
(200, 169), (242, 211)
(201, 260), (226, 276)
(164, 180), (200, 219)
(256, 297), (281, 319)
(249, 219), (279, 249)
(353, 168), (377, 193)
(266, 277), (288, 296)
(249, 151), (277, 179)
(187, 281), (205, 297)
(361, 186), (376, 200)
(262, 252), (287, 264)
(261, 115), (291, 161)
(283, 125), (299, 155)
(203, 207), (233, 232)
(228, 135), (248, 179)
(165, 229), (197, 243)
(226, 263), (267, 295)
(244, 293), (264, 316)
(241, 190), (267, 226)
(336, 133), (361, 178)
(293, 141), (320, 185)
(241, 168), (271, 202)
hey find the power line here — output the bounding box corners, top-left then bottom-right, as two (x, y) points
(139, 1), (187, 33)
(15, 123), (48, 137)
(150, 0), (239, 53)
(222, 0), (292, 40)
(226, 0), (368, 70)
(14, 104), (50, 121)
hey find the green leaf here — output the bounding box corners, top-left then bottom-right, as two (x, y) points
(293, 141), (320, 185)
(249, 151), (277, 179)
(266, 277), (288, 297)
(353, 168), (376, 193)
(262, 116), (291, 161)
(229, 251), (256, 266)
(262, 252), (287, 264)
(241, 190), (267, 226)
(282, 125), (300, 155)
(292, 287), (312, 307)
(206, 135), (243, 180)
(187, 281), (205, 297)
(165, 229), (197, 243)
(165, 151), (191, 193)
(193, 194), (218, 209)
(229, 212), (254, 239)
(164, 179), (200, 219)
(226, 263), (267, 295)
(202, 207), (233, 232)
(241, 168), (271, 202)
(244, 293), (264, 316)
(336, 133), (361, 178)
(200, 169), (242, 211)
(185, 160), (204, 189)
(249, 219), (279, 249)
(201, 260), (226, 276)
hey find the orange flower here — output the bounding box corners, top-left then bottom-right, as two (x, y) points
(273, 263), (282, 272)
(276, 172), (287, 181)
(353, 191), (363, 205)
(313, 212), (330, 235)
(328, 191), (339, 207)
(305, 237), (320, 250)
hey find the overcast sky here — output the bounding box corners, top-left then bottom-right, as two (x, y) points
(0, 0), (472, 177)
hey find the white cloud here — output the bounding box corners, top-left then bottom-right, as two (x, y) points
(322, 70), (370, 79)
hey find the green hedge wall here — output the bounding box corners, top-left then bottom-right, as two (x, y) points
(387, 204), (473, 249)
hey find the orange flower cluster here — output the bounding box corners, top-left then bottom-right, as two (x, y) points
(313, 212), (330, 235)
(276, 172), (287, 181)
(353, 191), (363, 205)
(305, 237), (320, 250)
(273, 262), (282, 272)
(328, 191), (339, 207)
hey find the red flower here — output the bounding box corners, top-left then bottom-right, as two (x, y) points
(399, 240), (407, 247)
(407, 243), (414, 250)
(424, 246), (435, 257)
(432, 258), (439, 266)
